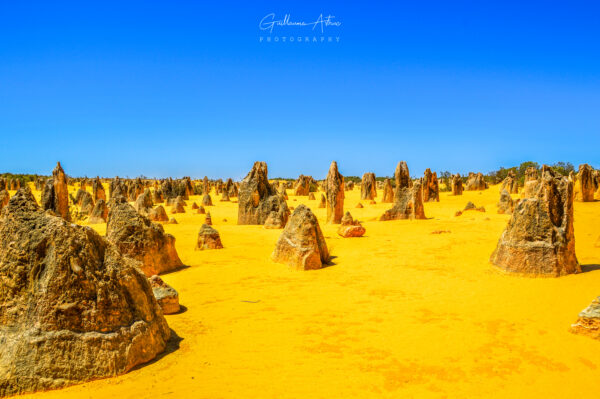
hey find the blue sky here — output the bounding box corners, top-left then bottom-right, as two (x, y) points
(1, 1), (598, 179)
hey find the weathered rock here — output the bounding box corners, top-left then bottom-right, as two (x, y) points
(148, 205), (169, 222)
(451, 174), (463, 195)
(525, 167), (538, 182)
(356, 203), (364, 208)
(294, 175), (311, 196)
(134, 189), (154, 216)
(465, 172), (487, 191)
(237, 162), (289, 227)
(308, 192), (316, 200)
(577, 163), (595, 202)
(382, 178), (394, 203)
(271, 205), (329, 270)
(171, 196), (186, 214)
(346, 181), (355, 191)
(500, 170), (519, 194)
(462, 201), (486, 213)
(195, 224), (223, 250)
(337, 211), (366, 238)
(152, 189), (164, 204)
(79, 191), (95, 216)
(205, 212), (212, 225)
(380, 162), (425, 221)
(570, 297), (600, 340)
(0, 190), (9, 212)
(167, 218), (178, 224)
(325, 161), (344, 224)
(41, 162), (70, 221)
(497, 189), (515, 214)
(106, 199), (183, 276)
(0, 189), (170, 397)
(360, 173), (377, 200)
(422, 169), (440, 202)
(220, 190), (230, 202)
(490, 166), (580, 276)
(149, 275), (180, 315)
(202, 194), (213, 206)
(196, 205), (206, 215)
(88, 199), (108, 224)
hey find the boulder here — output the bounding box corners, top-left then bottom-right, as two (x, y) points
(337, 211), (366, 238)
(451, 174), (463, 195)
(149, 275), (180, 314)
(577, 163), (595, 202)
(382, 178), (394, 203)
(196, 205), (206, 215)
(0, 188), (170, 397)
(202, 194), (213, 206)
(195, 224), (223, 250)
(148, 205), (169, 222)
(271, 204), (329, 270)
(422, 169), (440, 202)
(294, 175), (311, 196)
(171, 196), (186, 214)
(570, 297), (600, 340)
(380, 162), (425, 220)
(497, 189), (515, 214)
(490, 166), (580, 276)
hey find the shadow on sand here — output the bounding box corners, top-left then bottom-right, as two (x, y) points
(131, 328), (183, 371)
(580, 264), (600, 273)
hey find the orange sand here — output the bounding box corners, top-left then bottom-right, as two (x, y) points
(15, 183), (600, 398)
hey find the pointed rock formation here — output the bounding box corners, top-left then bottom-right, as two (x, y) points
(451, 174), (463, 195)
(422, 169), (440, 202)
(337, 211), (366, 238)
(202, 194), (213, 206)
(195, 224), (223, 250)
(0, 188), (170, 397)
(497, 189), (515, 214)
(465, 172), (487, 191)
(570, 297), (600, 340)
(237, 162), (289, 227)
(0, 190), (9, 212)
(148, 205), (169, 222)
(325, 161), (344, 224)
(380, 162), (425, 220)
(92, 177), (106, 202)
(88, 199), (108, 224)
(500, 170), (519, 194)
(382, 178), (394, 203)
(271, 204), (329, 270)
(294, 175), (311, 196)
(41, 162), (70, 221)
(171, 196), (186, 214)
(134, 189), (154, 216)
(205, 212), (212, 225)
(196, 205), (206, 215)
(106, 198), (183, 276)
(360, 172), (377, 200)
(490, 166), (580, 276)
(577, 163), (595, 202)
(318, 193), (326, 208)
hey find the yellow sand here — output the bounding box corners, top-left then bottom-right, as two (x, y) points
(16, 184), (600, 398)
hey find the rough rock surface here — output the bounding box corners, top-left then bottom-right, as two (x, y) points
(293, 175), (312, 196)
(134, 189), (154, 216)
(149, 275), (180, 315)
(337, 211), (366, 238)
(88, 199), (108, 224)
(106, 198), (183, 276)
(41, 162), (71, 221)
(204, 212), (212, 225)
(0, 190), (9, 212)
(382, 178), (394, 203)
(325, 161), (344, 224)
(380, 162), (425, 220)
(578, 163), (595, 202)
(237, 162), (289, 226)
(422, 169), (440, 202)
(93, 177), (106, 202)
(202, 194), (213, 206)
(451, 174), (463, 195)
(318, 194), (326, 208)
(171, 196), (186, 214)
(0, 188), (170, 397)
(497, 189), (515, 215)
(490, 166), (580, 276)
(500, 170), (519, 194)
(196, 205), (206, 215)
(195, 224), (223, 250)
(271, 204), (329, 270)
(148, 205), (169, 222)
(360, 173), (377, 200)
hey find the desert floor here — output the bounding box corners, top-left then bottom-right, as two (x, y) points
(16, 184), (600, 398)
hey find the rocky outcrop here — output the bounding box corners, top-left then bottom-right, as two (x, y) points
(41, 162), (70, 221)
(346, 181), (355, 191)
(422, 169), (440, 202)
(271, 205), (329, 270)
(171, 196), (186, 214)
(196, 205), (206, 215)
(318, 194), (326, 208)
(360, 173), (377, 200)
(500, 171), (519, 194)
(380, 162), (425, 221)
(497, 189), (515, 214)
(451, 174), (463, 195)
(237, 162), (289, 227)
(465, 172), (487, 191)
(106, 198), (183, 276)
(0, 188), (170, 397)
(382, 178), (394, 203)
(570, 297), (600, 340)
(294, 175), (312, 196)
(0, 190), (9, 212)
(204, 212), (212, 225)
(148, 205), (169, 222)
(134, 189), (154, 216)
(195, 224), (223, 250)
(490, 166), (580, 276)
(337, 211), (366, 238)
(325, 161), (344, 224)
(202, 194), (213, 206)
(92, 177), (106, 201)
(149, 275), (180, 314)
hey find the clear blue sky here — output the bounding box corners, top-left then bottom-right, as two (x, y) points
(1, 1), (598, 179)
